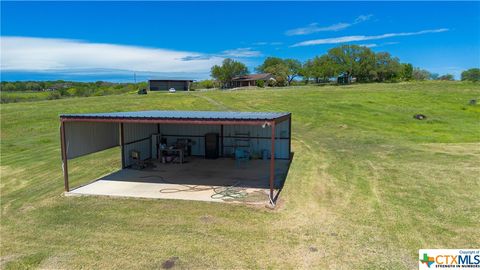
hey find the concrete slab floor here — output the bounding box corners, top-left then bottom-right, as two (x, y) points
(67, 158), (290, 204)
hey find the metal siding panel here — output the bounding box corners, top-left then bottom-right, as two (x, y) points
(222, 122), (290, 159)
(149, 81), (189, 91)
(150, 81), (167, 91)
(276, 120), (289, 138)
(170, 81), (186, 91)
(159, 124), (220, 136)
(157, 81), (168, 90)
(158, 124), (221, 156)
(124, 123), (157, 143)
(122, 123), (157, 164)
(123, 140), (151, 167)
(65, 122), (119, 159)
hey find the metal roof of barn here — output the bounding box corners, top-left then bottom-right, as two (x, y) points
(60, 110), (290, 123)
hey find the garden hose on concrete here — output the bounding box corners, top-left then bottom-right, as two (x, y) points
(142, 175), (256, 201)
(140, 175), (212, 193)
(211, 186), (248, 200)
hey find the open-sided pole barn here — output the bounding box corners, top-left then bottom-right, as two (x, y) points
(60, 111), (292, 203)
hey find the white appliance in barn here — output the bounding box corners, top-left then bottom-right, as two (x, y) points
(151, 134), (162, 160)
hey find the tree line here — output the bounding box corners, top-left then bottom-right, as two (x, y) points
(1, 80), (146, 94)
(0, 80), (147, 103)
(210, 44), (479, 88)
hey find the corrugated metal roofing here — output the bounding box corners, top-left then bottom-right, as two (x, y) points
(60, 110), (290, 121)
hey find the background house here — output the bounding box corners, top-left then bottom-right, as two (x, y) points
(230, 73), (274, 88)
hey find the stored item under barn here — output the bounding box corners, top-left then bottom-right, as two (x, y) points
(59, 110), (292, 204)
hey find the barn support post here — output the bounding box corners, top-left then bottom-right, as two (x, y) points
(60, 121), (69, 192)
(120, 123), (125, 169)
(269, 121), (276, 204)
(220, 124), (224, 157)
(288, 115), (292, 157)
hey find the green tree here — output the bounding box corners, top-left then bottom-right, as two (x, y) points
(299, 60), (314, 84)
(284, 59), (302, 85)
(412, 68), (431, 80)
(401, 63), (414, 81)
(193, 80), (216, 89)
(211, 58), (249, 88)
(256, 57), (288, 86)
(461, 68), (480, 82)
(327, 45), (376, 82)
(375, 52), (402, 82)
(312, 55), (338, 82)
(25, 82), (41, 91)
(438, 74), (454, 81)
(256, 57), (302, 86)
(430, 73), (439, 80)
(1, 82), (16, 91)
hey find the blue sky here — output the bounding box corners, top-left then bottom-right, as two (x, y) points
(1, 1), (479, 82)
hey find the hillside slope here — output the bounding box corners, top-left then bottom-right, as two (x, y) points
(1, 81), (479, 269)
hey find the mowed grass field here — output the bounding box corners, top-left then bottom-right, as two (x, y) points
(1, 81), (479, 269)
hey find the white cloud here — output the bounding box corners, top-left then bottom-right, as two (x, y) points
(358, 41), (400, 48)
(354, 14), (373, 23)
(221, 47), (262, 58)
(285, 15), (372, 36)
(0, 36), (225, 74)
(359, 43), (378, 48)
(285, 22), (350, 36)
(291, 28), (449, 47)
(252, 41), (283, 46)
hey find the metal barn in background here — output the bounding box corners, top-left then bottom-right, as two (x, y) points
(59, 110), (292, 204)
(148, 79), (193, 91)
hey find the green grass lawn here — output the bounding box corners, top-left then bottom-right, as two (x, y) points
(1, 91), (53, 103)
(1, 81), (479, 269)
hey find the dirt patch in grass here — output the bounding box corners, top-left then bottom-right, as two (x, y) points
(161, 257), (179, 269)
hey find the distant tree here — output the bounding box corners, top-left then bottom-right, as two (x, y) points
(327, 45), (376, 82)
(284, 59), (302, 85)
(211, 58), (249, 88)
(193, 80), (216, 89)
(374, 52), (402, 82)
(299, 60), (314, 84)
(401, 63), (414, 81)
(438, 74), (455, 81)
(461, 68), (480, 82)
(430, 73), (439, 80)
(1, 82), (16, 91)
(255, 80), (265, 88)
(327, 45), (357, 78)
(357, 48), (377, 82)
(311, 55), (338, 82)
(256, 57), (302, 86)
(412, 68), (431, 80)
(25, 82), (40, 91)
(57, 87), (70, 96)
(256, 57), (289, 86)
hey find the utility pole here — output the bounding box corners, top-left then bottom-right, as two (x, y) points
(134, 72), (137, 84)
